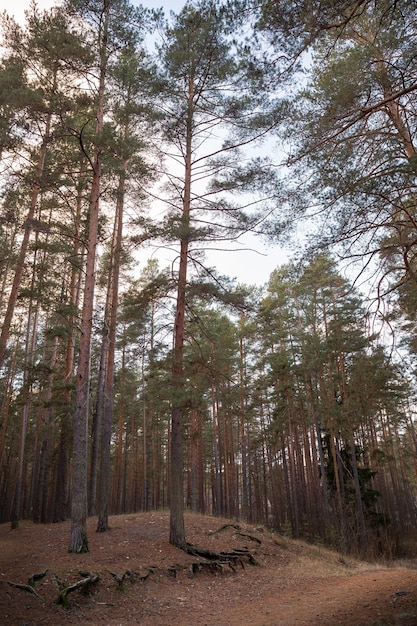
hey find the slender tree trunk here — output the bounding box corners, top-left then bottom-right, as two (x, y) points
(68, 190), (99, 549)
(53, 186), (84, 522)
(211, 389), (222, 516)
(11, 261), (39, 529)
(0, 337), (19, 476)
(53, 192), (82, 523)
(68, 1), (109, 553)
(260, 399), (280, 528)
(304, 367), (330, 536)
(97, 165), (126, 532)
(89, 345), (105, 516)
(69, 161), (102, 551)
(348, 434), (368, 555)
(169, 75), (194, 549)
(0, 114), (51, 369)
(337, 339), (368, 555)
(142, 348), (148, 510)
(0, 223), (18, 313)
(113, 343), (126, 514)
(32, 333), (59, 523)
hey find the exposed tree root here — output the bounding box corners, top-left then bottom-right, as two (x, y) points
(55, 570), (100, 608)
(6, 539), (258, 611)
(107, 545), (257, 583)
(236, 532), (262, 544)
(6, 569), (49, 600)
(28, 569), (49, 587)
(109, 567), (152, 586)
(167, 541), (260, 578)
(207, 523), (262, 544)
(6, 581), (42, 600)
(189, 559), (237, 577)
(184, 542), (258, 565)
(207, 523), (241, 535)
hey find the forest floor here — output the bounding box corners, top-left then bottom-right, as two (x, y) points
(1, 512), (417, 625)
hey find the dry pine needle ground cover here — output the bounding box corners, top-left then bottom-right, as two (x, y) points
(1, 511), (417, 625)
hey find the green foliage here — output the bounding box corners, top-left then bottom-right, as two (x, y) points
(1, 0), (417, 559)
(256, 0), (396, 53)
(322, 434), (391, 528)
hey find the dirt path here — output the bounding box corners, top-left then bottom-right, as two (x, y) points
(1, 512), (417, 625)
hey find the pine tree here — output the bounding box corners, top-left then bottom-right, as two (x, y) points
(0, 4), (92, 528)
(0, 6), (89, 371)
(93, 26), (156, 534)
(156, 0), (278, 549)
(259, 1), (417, 273)
(65, 0), (150, 553)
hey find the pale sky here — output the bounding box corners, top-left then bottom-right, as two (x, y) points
(0, 0), (57, 24)
(0, 0), (184, 23)
(0, 0), (289, 287)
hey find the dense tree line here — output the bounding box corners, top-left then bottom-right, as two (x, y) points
(0, 0), (417, 559)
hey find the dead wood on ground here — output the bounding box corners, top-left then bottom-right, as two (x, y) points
(109, 568), (152, 586)
(55, 570), (100, 608)
(6, 581), (42, 599)
(207, 523), (262, 544)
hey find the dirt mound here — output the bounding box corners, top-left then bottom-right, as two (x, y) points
(1, 511), (417, 625)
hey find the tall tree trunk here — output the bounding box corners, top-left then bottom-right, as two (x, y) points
(260, 398), (280, 528)
(88, 344), (106, 516)
(96, 165), (126, 532)
(113, 343), (126, 514)
(69, 2), (109, 553)
(0, 337), (19, 478)
(348, 434), (368, 556)
(337, 340), (368, 556)
(10, 258), (39, 529)
(169, 74), (193, 549)
(0, 112), (52, 369)
(32, 331), (59, 523)
(238, 330), (250, 520)
(189, 407), (204, 513)
(53, 190), (82, 523)
(69, 163), (101, 551)
(211, 389), (222, 516)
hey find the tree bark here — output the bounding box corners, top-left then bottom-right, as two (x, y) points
(0, 112), (51, 369)
(69, 0), (109, 553)
(169, 66), (194, 548)
(96, 165), (126, 532)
